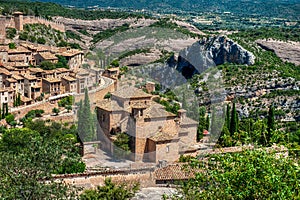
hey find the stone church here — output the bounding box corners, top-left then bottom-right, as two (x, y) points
(96, 86), (198, 163)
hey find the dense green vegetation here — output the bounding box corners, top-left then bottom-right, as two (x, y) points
(150, 19), (200, 38)
(19, 23), (65, 45)
(0, 121), (85, 199)
(174, 149), (300, 199)
(113, 132), (131, 159)
(117, 48), (151, 60)
(57, 96), (73, 112)
(66, 30), (82, 41)
(0, 0), (150, 20)
(231, 27), (300, 42)
(5, 28), (16, 39)
(33, 0), (300, 21)
(92, 24), (130, 43)
(80, 178), (139, 200)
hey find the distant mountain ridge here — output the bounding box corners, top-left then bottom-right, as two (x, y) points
(33, 0), (300, 19)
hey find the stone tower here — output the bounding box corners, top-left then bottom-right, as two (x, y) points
(13, 12), (23, 31)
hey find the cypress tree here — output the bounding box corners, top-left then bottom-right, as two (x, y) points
(229, 102), (238, 135)
(77, 100), (84, 141)
(2, 104), (5, 119)
(182, 93), (187, 110)
(5, 104), (8, 116)
(78, 88), (95, 142)
(206, 115), (210, 130)
(17, 93), (21, 106)
(225, 104), (231, 129)
(267, 104), (275, 141)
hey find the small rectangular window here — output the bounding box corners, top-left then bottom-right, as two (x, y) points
(166, 146), (169, 153)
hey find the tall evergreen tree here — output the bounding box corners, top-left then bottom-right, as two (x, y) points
(225, 104), (231, 129)
(267, 104), (275, 142)
(229, 102), (238, 135)
(2, 104), (5, 119)
(17, 93), (21, 106)
(5, 103), (8, 116)
(77, 89), (95, 142)
(182, 92), (187, 110)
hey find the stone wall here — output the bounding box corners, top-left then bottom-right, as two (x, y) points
(23, 16), (65, 32)
(48, 114), (75, 124)
(0, 15), (65, 37)
(58, 170), (155, 189)
(10, 101), (58, 119)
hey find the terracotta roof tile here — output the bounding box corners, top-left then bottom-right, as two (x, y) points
(112, 86), (152, 99)
(154, 164), (196, 181)
(62, 76), (76, 82)
(149, 131), (178, 142)
(43, 78), (61, 83)
(38, 52), (58, 60)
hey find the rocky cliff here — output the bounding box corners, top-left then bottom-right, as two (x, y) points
(175, 36), (255, 78)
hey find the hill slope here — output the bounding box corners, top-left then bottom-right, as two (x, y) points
(34, 0), (300, 19)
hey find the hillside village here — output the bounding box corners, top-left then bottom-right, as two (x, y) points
(0, 12), (202, 165)
(0, 0), (299, 199)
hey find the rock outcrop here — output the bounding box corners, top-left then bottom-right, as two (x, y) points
(256, 39), (300, 66)
(175, 36), (256, 78)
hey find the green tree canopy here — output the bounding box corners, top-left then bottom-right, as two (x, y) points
(0, 128), (80, 199)
(175, 149), (300, 200)
(80, 178), (139, 200)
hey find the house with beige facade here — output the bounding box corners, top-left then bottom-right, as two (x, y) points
(96, 86), (198, 163)
(0, 87), (15, 107)
(42, 78), (63, 96)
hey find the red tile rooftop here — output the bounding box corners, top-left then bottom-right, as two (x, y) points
(0, 68), (11, 76)
(154, 164), (197, 181)
(149, 131), (178, 142)
(43, 78), (61, 83)
(6, 78), (17, 83)
(56, 68), (70, 73)
(8, 46), (31, 54)
(12, 74), (24, 80)
(22, 74), (37, 80)
(28, 67), (44, 73)
(112, 86), (152, 99)
(38, 52), (58, 60)
(62, 76), (76, 82)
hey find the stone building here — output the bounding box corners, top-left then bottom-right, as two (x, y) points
(57, 49), (84, 72)
(76, 68), (102, 94)
(0, 87), (15, 107)
(96, 86), (198, 163)
(34, 52), (58, 66)
(42, 78), (63, 96)
(61, 76), (77, 93)
(22, 74), (41, 100)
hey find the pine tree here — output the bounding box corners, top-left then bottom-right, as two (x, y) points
(229, 102), (238, 135)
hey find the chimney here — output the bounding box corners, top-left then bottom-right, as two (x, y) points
(177, 109), (187, 120)
(145, 81), (155, 93)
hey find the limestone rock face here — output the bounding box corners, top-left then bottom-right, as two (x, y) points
(176, 36), (256, 78)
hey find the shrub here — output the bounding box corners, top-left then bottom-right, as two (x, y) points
(37, 37), (46, 44)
